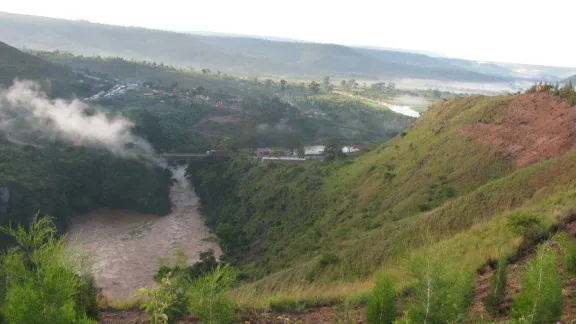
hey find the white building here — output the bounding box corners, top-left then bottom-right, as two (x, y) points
(342, 146), (360, 154)
(304, 145), (325, 156)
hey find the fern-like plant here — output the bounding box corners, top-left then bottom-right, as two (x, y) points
(510, 241), (562, 323)
(366, 273), (396, 324)
(552, 232), (576, 275)
(484, 258), (508, 317)
(187, 264), (238, 324)
(0, 215), (97, 323)
(402, 248), (474, 324)
(136, 274), (176, 324)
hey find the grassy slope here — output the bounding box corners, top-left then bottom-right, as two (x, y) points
(193, 93), (576, 306)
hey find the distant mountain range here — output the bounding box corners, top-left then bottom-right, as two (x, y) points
(1, 12), (575, 82)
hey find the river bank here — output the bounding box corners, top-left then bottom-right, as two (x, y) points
(67, 165), (220, 300)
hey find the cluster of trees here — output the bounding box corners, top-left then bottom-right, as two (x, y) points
(0, 141), (173, 247)
(527, 80), (576, 105)
(369, 81), (396, 93)
(186, 154), (350, 272)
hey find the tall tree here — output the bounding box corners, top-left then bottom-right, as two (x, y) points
(324, 138), (345, 161)
(366, 273), (396, 323)
(348, 79), (358, 89)
(322, 76), (333, 91)
(136, 111), (166, 152)
(309, 81), (321, 94)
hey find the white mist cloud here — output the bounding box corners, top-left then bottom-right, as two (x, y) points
(0, 80), (154, 157)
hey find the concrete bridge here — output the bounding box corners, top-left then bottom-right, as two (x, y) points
(154, 152), (229, 162)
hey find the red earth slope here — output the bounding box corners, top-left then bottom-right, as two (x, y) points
(461, 92), (576, 168)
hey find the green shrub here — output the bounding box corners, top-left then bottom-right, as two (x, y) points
(187, 264), (238, 324)
(484, 258), (507, 317)
(554, 232), (576, 275)
(75, 275), (101, 320)
(402, 250), (474, 323)
(0, 216), (97, 323)
(155, 250), (219, 283)
(507, 212), (543, 235)
(563, 240), (576, 274)
(510, 242), (562, 323)
(417, 204), (430, 212)
(365, 273), (396, 324)
(318, 252), (340, 268)
(136, 275), (176, 324)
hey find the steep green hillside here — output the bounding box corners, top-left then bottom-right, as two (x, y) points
(0, 41), (69, 83)
(0, 41), (97, 97)
(190, 91), (576, 305)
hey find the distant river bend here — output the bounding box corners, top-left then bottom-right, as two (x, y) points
(67, 165), (220, 300)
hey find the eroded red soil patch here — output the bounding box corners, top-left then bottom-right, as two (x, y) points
(461, 92), (576, 168)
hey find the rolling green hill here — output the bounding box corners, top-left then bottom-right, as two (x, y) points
(0, 41), (72, 88)
(0, 41), (100, 98)
(189, 90), (576, 307)
(0, 12), (508, 82)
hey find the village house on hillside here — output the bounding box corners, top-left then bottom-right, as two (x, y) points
(304, 145), (325, 159)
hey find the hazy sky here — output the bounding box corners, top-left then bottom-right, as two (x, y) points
(1, 0), (575, 66)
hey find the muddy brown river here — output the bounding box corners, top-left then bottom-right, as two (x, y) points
(67, 165), (220, 300)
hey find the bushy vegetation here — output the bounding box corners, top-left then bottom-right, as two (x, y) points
(0, 140), (172, 247)
(136, 275), (177, 324)
(484, 257), (508, 317)
(401, 248), (474, 323)
(0, 216), (99, 323)
(140, 260), (238, 324)
(155, 250), (219, 283)
(510, 241), (563, 323)
(507, 212), (544, 236)
(187, 265), (238, 324)
(526, 81), (576, 106)
(558, 233), (576, 274)
(365, 274), (396, 324)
